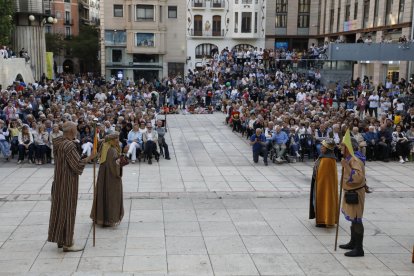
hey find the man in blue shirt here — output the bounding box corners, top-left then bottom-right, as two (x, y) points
(363, 126), (379, 161)
(250, 128), (268, 166)
(272, 126), (288, 163)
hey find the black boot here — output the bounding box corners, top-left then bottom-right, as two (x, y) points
(345, 223), (364, 257)
(339, 225), (355, 250)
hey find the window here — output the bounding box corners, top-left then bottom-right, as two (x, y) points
(276, 0), (288, 13)
(65, 27), (71, 38)
(254, 12), (257, 33)
(398, 0), (405, 24)
(337, 0), (341, 32)
(373, 0), (379, 26)
(64, 0), (70, 3)
(298, 0), (310, 28)
(276, 0), (288, 28)
(168, 6), (177, 18)
(195, 43), (216, 58)
(136, 5), (154, 21)
(112, 49), (122, 63)
(345, 0), (351, 21)
(113, 5), (123, 17)
(212, 16), (222, 36)
(105, 30), (127, 45)
(234, 12), (238, 33)
(65, 11), (70, 24)
(133, 54), (159, 63)
(385, 0), (393, 25)
(363, 0), (370, 28)
(241, 12), (252, 33)
(168, 63), (184, 78)
(354, 1), (358, 20)
(194, 15), (202, 36)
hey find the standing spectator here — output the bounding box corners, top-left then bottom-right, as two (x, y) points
(155, 119), (171, 160)
(309, 139), (338, 227)
(368, 91), (379, 118)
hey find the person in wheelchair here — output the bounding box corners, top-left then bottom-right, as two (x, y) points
(155, 119), (170, 160)
(143, 123), (159, 165)
(250, 128), (268, 166)
(272, 125), (288, 163)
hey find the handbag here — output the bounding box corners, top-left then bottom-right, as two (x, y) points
(344, 190), (359, 204)
(119, 155), (129, 167)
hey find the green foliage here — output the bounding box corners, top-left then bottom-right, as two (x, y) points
(67, 25), (100, 73)
(0, 0), (14, 46)
(45, 33), (66, 54)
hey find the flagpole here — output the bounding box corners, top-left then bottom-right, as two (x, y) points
(334, 166), (345, 251)
(92, 119), (99, 247)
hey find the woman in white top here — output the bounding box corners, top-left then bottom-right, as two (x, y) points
(34, 124), (49, 165)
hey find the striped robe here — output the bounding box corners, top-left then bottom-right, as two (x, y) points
(47, 136), (86, 247)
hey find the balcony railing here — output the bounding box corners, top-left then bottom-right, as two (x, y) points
(64, 19), (73, 25)
(190, 29), (225, 37)
(191, 0), (205, 8)
(210, 0), (225, 8)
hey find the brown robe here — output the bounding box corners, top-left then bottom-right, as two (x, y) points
(90, 147), (124, 226)
(341, 156), (366, 222)
(48, 136), (86, 246)
(309, 153), (339, 226)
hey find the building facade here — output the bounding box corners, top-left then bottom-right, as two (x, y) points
(45, 0), (80, 74)
(187, 0), (266, 69)
(266, 0), (414, 85)
(100, 0), (187, 82)
(79, 0), (101, 25)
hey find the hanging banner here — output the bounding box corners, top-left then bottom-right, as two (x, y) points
(46, 52), (54, 80)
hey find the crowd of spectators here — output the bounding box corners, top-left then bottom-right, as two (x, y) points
(0, 44), (413, 167)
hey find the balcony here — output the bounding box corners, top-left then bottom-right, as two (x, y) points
(235, 0), (254, 4)
(189, 29), (225, 37)
(328, 42), (414, 61)
(191, 0), (206, 8)
(64, 19), (73, 25)
(210, 0), (225, 9)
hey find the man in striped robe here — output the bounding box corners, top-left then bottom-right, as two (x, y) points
(47, 122), (95, 252)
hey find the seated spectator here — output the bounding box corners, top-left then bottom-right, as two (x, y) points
(155, 119), (170, 160)
(392, 125), (410, 163)
(80, 125), (94, 158)
(231, 104), (241, 132)
(250, 128), (268, 166)
(287, 127), (300, 159)
(364, 126), (379, 161)
(18, 124), (35, 164)
(264, 121), (275, 152)
(351, 126), (366, 157)
(126, 123), (143, 164)
(272, 125), (288, 163)
(120, 121), (132, 151)
(34, 124), (50, 165)
(142, 123), (159, 164)
(49, 124), (63, 164)
(8, 119), (20, 158)
(377, 124), (392, 162)
(0, 119), (10, 161)
(315, 124), (329, 156)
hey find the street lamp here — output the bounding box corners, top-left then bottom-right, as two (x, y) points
(47, 16), (54, 23)
(28, 15), (35, 21)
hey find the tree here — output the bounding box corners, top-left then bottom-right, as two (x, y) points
(45, 33), (66, 54)
(0, 0), (14, 46)
(67, 25), (100, 73)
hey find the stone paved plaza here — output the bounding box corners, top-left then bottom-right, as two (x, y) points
(0, 113), (413, 275)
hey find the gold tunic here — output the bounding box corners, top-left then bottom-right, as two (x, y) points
(341, 156), (366, 222)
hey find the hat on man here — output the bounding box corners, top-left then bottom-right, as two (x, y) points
(105, 131), (120, 142)
(321, 138), (336, 151)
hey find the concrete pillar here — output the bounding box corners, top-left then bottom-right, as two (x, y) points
(13, 25), (46, 81)
(100, 0), (106, 78)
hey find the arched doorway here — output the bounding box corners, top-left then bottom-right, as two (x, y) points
(195, 43), (218, 59)
(63, 59), (74, 73)
(15, 74), (24, 82)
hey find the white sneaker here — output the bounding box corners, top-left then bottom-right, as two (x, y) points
(405, 158), (409, 162)
(17, 160), (22, 164)
(296, 153), (301, 158)
(51, 160), (54, 164)
(399, 159), (405, 164)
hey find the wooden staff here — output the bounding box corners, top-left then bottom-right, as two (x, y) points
(334, 167), (345, 251)
(92, 120), (99, 247)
